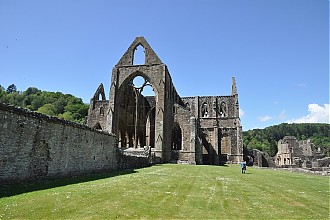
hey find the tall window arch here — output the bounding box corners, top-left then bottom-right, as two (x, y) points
(171, 123), (182, 150)
(133, 45), (145, 65)
(100, 107), (104, 116)
(201, 102), (208, 117)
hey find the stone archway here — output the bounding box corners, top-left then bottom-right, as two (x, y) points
(116, 72), (156, 149)
(106, 37), (189, 163)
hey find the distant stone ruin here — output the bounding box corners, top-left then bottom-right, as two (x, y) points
(275, 136), (327, 168)
(87, 36), (243, 165)
(245, 148), (275, 167)
(244, 136), (329, 174)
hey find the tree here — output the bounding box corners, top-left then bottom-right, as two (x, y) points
(0, 85), (89, 123)
(37, 104), (56, 116)
(53, 97), (67, 114)
(0, 85), (6, 99)
(31, 96), (45, 110)
(58, 111), (74, 121)
(24, 87), (40, 96)
(6, 84), (17, 93)
(243, 123), (330, 157)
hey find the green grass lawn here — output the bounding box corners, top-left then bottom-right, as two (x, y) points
(0, 164), (329, 219)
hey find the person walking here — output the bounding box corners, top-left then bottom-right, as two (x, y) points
(240, 160), (247, 174)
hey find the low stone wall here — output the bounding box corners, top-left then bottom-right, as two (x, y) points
(313, 157), (330, 168)
(0, 103), (118, 185)
(279, 167), (330, 176)
(117, 147), (152, 169)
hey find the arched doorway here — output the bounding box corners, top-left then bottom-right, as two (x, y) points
(171, 122), (182, 150)
(171, 122), (182, 162)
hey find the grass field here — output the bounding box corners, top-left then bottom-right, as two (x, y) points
(0, 164), (329, 219)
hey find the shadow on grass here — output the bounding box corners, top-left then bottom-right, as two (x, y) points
(218, 163), (229, 167)
(0, 169), (136, 198)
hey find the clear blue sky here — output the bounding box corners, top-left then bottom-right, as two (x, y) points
(1, 0), (329, 131)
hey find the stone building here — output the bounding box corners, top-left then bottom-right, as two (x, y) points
(275, 136), (316, 167)
(87, 37), (243, 165)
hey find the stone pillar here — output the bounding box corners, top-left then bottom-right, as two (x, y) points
(189, 117), (197, 164)
(214, 125), (219, 165)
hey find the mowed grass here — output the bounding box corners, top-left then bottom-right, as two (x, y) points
(0, 164), (329, 219)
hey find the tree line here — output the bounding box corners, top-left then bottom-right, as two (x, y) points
(0, 84), (89, 123)
(243, 123), (330, 157)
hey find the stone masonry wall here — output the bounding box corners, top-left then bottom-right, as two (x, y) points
(173, 104), (196, 164)
(0, 104), (118, 185)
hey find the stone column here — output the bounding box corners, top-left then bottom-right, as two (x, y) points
(213, 125), (219, 165)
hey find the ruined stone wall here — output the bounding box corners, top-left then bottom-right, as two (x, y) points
(88, 37), (243, 165)
(0, 104), (118, 185)
(87, 100), (109, 130)
(173, 104), (196, 164)
(275, 136), (316, 167)
(298, 139), (313, 157)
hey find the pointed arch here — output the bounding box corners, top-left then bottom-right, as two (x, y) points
(201, 102), (209, 117)
(93, 122), (102, 130)
(116, 36), (163, 66)
(133, 44), (145, 65)
(100, 107), (105, 116)
(171, 122), (182, 150)
(93, 83), (106, 101)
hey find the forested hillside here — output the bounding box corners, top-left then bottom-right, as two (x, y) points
(0, 84), (89, 123)
(243, 123), (330, 157)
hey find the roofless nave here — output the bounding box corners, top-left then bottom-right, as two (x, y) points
(87, 36), (243, 165)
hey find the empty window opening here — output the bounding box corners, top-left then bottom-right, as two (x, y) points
(133, 45), (145, 65)
(171, 123), (182, 150)
(132, 76), (155, 96)
(220, 102), (227, 117)
(94, 123), (102, 130)
(202, 103), (208, 117)
(133, 76), (145, 88)
(100, 107), (105, 116)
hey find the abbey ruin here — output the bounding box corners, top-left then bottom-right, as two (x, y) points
(275, 136), (328, 168)
(0, 37), (243, 184)
(87, 36), (243, 165)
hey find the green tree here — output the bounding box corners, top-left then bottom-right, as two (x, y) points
(31, 96), (45, 110)
(58, 111), (74, 121)
(0, 84), (89, 123)
(37, 104), (56, 116)
(24, 87), (41, 96)
(53, 97), (67, 114)
(6, 84), (17, 93)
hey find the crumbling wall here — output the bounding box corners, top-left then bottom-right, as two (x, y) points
(117, 147), (152, 169)
(0, 104), (118, 185)
(173, 104), (196, 164)
(87, 83), (109, 130)
(314, 157), (330, 168)
(251, 149), (275, 167)
(275, 136), (324, 168)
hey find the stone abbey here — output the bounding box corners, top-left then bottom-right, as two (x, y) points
(87, 37), (243, 165)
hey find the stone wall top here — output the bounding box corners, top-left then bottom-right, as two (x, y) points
(0, 103), (115, 136)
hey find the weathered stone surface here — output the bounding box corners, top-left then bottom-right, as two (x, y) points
(0, 103), (118, 184)
(1, 37), (244, 185)
(87, 36), (243, 165)
(275, 136), (325, 168)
